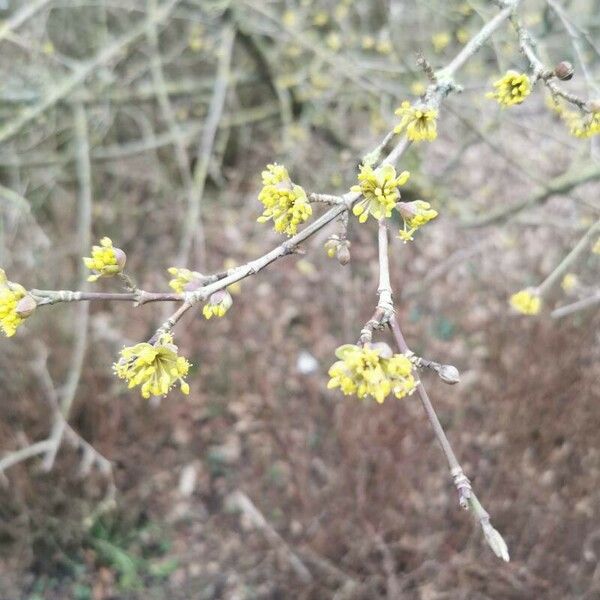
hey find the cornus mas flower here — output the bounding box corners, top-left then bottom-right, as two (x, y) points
(394, 101), (438, 142)
(548, 97), (600, 138)
(167, 267), (203, 293)
(202, 290), (233, 319)
(564, 109), (600, 139)
(561, 273), (578, 293)
(486, 71), (531, 107)
(351, 164), (410, 223)
(114, 333), (190, 398)
(397, 200), (438, 242)
(0, 269), (29, 337)
(83, 237), (126, 282)
(509, 288), (541, 315)
(257, 163), (312, 236)
(327, 343), (416, 404)
(593, 237), (600, 254)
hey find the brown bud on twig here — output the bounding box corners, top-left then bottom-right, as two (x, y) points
(16, 294), (37, 318)
(336, 242), (351, 266)
(437, 364), (460, 384)
(554, 61), (574, 81)
(114, 248), (127, 271)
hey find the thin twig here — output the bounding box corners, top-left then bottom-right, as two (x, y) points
(512, 14), (591, 111)
(177, 25), (236, 269)
(376, 220), (394, 315)
(41, 102), (92, 471)
(546, 0), (600, 95)
(0, 0), (180, 145)
(463, 163), (600, 227)
(538, 219), (600, 296)
(437, 0), (522, 80)
(388, 315), (509, 561)
(0, 0), (52, 43)
(226, 490), (313, 583)
(552, 292), (600, 318)
(15, 2), (523, 345)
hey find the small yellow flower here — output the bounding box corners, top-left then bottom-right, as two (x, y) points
(456, 28), (470, 44)
(114, 333), (191, 399)
(561, 273), (578, 293)
(83, 237), (126, 282)
(282, 10), (297, 27)
(0, 269), (28, 337)
(187, 24), (204, 52)
(257, 164), (312, 236)
(167, 267), (203, 293)
(394, 101), (438, 142)
(324, 239), (337, 258)
(351, 164), (410, 223)
(509, 288), (541, 315)
(545, 97), (600, 138)
(593, 237), (600, 254)
(410, 81), (426, 96)
(326, 32), (342, 52)
(361, 35), (375, 50)
(42, 41), (55, 55)
(334, 3), (348, 20)
(486, 71), (531, 107)
(563, 108), (600, 139)
(312, 11), (329, 26)
(375, 39), (393, 55)
(327, 343), (416, 403)
(432, 31), (451, 53)
(202, 290), (233, 319)
(397, 200), (438, 242)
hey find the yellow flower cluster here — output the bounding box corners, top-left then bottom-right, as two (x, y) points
(351, 164), (410, 223)
(509, 289), (541, 315)
(167, 267), (203, 293)
(202, 290), (232, 319)
(397, 200), (438, 242)
(327, 343), (416, 404)
(257, 164), (312, 236)
(0, 269), (28, 337)
(83, 237), (126, 282)
(556, 105), (600, 139)
(486, 71), (531, 107)
(593, 237), (600, 254)
(394, 101), (438, 142)
(114, 333), (190, 398)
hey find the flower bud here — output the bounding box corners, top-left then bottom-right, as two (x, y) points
(482, 521), (510, 562)
(370, 342), (393, 359)
(323, 237), (339, 258)
(83, 237), (127, 282)
(114, 247), (127, 271)
(554, 61), (574, 81)
(15, 294), (37, 318)
(437, 364), (460, 384)
(203, 289), (233, 319)
(336, 242), (351, 266)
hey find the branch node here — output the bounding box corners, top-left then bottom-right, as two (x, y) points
(451, 467), (472, 509)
